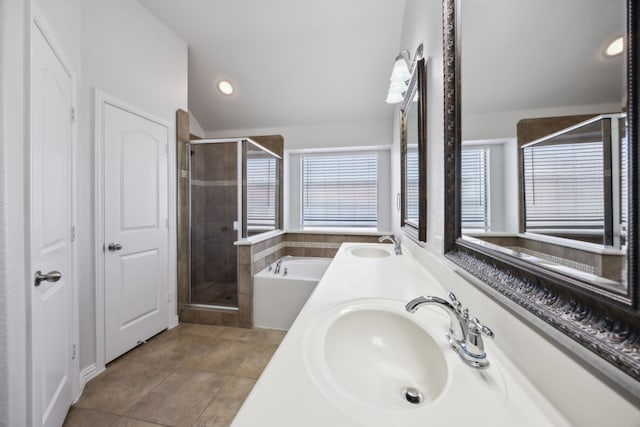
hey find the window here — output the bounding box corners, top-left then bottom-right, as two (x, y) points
(301, 152), (378, 229)
(405, 146), (419, 224)
(461, 147), (490, 230)
(523, 141), (604, 233)
(246, 153), (278, 235)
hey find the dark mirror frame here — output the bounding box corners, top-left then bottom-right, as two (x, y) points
(443, 0), (640, 391)
(401, 58), (428, 242)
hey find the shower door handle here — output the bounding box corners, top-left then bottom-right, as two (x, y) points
(108, 242), (123, 252)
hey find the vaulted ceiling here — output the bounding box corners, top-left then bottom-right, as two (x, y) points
(139, 0), (407, 132)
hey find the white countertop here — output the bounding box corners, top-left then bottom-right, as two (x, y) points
(231, 243), (571, 427)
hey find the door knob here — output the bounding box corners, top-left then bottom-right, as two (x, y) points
(108, 243), (123, 251)
(34, 270), (62, 287)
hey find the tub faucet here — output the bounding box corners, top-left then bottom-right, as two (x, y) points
(378, 235), (402, 255)
(273, 256), (292, 274)
(405, 292), (494, 369)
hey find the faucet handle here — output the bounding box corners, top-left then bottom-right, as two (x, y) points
(448, 292), (463, 312)
(468, 318), (494, 338)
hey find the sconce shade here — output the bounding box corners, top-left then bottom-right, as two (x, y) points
(389, 56), (411, 82)
(385, 91), (404, 104)
(389, 81), (408, 94)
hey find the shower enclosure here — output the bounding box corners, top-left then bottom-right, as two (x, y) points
(187, 138), (281, 308)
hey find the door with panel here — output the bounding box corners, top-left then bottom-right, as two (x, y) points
(103, 102), (170, 363)
(30, 19), (74, 427)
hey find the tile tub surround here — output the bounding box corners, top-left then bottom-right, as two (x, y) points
(230, 243), (574, 427)
(237, 232), (382, 328)
(64, 323), (286, 427)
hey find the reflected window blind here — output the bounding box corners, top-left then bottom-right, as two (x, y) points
(620, 135), (628, 226)
(461, 148), (490, 230)
(302, 153), (378, 228)
(523, 142), (603, 232)
(246, 156), (277, 230)
(406, 148), (419, 220)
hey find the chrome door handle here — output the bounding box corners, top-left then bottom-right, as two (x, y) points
(108, 243), (123, 251)
(34, 270), (62, 287)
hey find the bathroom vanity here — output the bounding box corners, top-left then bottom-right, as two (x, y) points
(231, 243), (571, 427)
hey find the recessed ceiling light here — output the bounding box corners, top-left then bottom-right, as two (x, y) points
(604, 36), (624, 58)
(217, 80), (234, 95)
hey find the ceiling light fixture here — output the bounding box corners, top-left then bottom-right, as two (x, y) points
(217, 80), (234, 95)
(386, 44), (423, 104)
(604, 36), (624, 58)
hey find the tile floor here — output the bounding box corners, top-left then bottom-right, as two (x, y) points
(63, 323), (286, 427)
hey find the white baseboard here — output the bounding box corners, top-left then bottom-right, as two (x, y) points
(169, 315), (179, 329)
(74, 363), (103, 403)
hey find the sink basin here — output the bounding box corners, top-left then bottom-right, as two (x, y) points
(324, 304), (447, 408)
(304, 299), (506, 426)
(304, 299), (449, 411)
(347, 245), (392, 258)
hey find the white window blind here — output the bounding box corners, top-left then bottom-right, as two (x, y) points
(246, 155), (277, 232)
(620, 133), (628, 227)
(301, 152), (378, 228)
(405, 146), (419, 222)
(461, 147), (490, 230)
(523, 141), (604, 232)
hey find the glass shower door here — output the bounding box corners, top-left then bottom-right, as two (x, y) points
(188, 142), (239, 308)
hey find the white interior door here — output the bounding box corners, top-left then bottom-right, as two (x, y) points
(103, 102), (169, 363)
(30, 20), (74, 427)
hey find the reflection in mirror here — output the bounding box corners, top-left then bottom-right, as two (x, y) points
(401, 58), (427, 241)
(444, 0), (640, 387)
(404, 97), (419, 227)
(460, 0), (628, 292)
(242, 140), (282, 238)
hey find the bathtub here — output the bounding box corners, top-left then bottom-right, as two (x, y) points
(253, 257), (332, 330)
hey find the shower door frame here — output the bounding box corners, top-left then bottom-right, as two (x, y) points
(187, 138), (244, 310)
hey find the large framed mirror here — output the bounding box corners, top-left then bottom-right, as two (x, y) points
(443, 0), (639, 389)
(401, 58), (427, 242)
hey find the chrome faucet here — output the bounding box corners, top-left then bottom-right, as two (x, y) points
(406, 292), (494, 369)
(378, 235), (402, 255)
(273, 256), (292, 274)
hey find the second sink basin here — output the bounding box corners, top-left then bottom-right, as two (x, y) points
(347, 245), (392, 258)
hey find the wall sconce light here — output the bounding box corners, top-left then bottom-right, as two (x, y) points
(386, 43), (423, 104)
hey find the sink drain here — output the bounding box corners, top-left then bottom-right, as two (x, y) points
(402, 387), (423, 405)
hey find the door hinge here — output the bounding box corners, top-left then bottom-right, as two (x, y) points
(70, 226), (76, 242)
(70, 107), (76, 123)
(166, 218), (169, 228)
(165, 144), (169, 154)
(71, 343), (77, 360)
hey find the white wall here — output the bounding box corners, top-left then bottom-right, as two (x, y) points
(34, 0), (188, 382)
(394, 0), (639, 425)
(1, 0), (30, 425)
(190, 111), (205, 137)
(204, 119), (393, 150)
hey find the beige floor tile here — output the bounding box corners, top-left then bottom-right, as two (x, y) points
(174, 323), (226, 338)
(217, 327), (286, 345)
(74, 360), (171, 415)
(121, 340), (190, 371)
(125, 368), (229, 427)
(181, 339), (253, 375)
(234, 344), (279, 379)
(192, 376), (256, 427)
(62, 407), (120, 426)
(112, 417), (166, 427)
